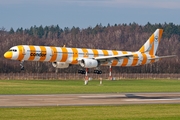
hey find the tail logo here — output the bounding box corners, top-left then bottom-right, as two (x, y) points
(155, 36), (158, 43)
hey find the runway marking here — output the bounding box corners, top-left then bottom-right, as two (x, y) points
(125, 98), (180, 101)
(80, 95), (125, 98)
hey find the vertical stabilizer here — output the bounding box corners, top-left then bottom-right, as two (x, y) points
(139, 29), (163, 55)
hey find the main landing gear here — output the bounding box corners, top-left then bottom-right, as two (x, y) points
(78, 69), (86, 74)
(78, 66), (113, 85)
(20, 61), (24, 70)
(77, 69), (102, 74)
(78, 68), (102, 85)
(93, 70), (102, 74)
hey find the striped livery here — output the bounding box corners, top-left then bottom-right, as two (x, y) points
(4, 29), (175, 68)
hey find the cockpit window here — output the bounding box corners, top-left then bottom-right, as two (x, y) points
(8, 49), (17, 52)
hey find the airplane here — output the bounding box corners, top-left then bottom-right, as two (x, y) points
(4, 29), (176, 79)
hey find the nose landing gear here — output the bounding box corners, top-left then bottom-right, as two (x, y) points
(20, 61), (24, 70)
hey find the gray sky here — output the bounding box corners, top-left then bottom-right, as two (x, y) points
(1, 0), (180, 30)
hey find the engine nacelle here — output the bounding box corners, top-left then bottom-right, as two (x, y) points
(79, 58), (99, 68)
(52, 62), (69, 68)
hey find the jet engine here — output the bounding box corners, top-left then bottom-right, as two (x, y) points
(52, 62), (69, 68)
(79, 58), (99, 68)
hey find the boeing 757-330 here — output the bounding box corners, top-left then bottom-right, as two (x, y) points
(4, 29), (176, 79)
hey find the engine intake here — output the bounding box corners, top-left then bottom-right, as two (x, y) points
(79, 58), (99, 68)
(52, 62), (69, 68)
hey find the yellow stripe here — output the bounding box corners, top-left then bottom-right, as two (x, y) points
(28, 46), (36, 61)
(17, 46), (24, 61)
(60, 47), (68, 62)
(39, 46), (46, 61)
(141, 53), (147, 65)
(82, 48), (88, 57)
(149, 34), (154, 55)
(158, 29), (163, 43)
(101, 50), (109, 65)
(150, 55), (155, 63)
(111, 50), (118, 66)
(102, 50), (108, 56)
(50, 47), (57, 62)
(71, 48), (78, 64)
(139, 46), (145, 53)
(121, 51), (128, 66)
(92, 49), (98, 57)
(131, 54), (138, 66)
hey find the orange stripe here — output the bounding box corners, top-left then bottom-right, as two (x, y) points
(50, 47), (57, 62)
(158, 29), (163, 43)
(131, 54), (138, 66)
(149, 34), (154, 45)
(111, 50), (118, 66)
(139, 46), (145, 53)
(101, 50), (109, 65)
(60, 47), (68, 62)
(141, 53), (147, 65)
(121, 51), (128, 66)
(82, 48), (88, 57)
(92, 49), (98, 57)
(71, 48), (78, 64)
(102, 50), (108, 56)
(150, 55), (155, 63)
(39, 46), (46, 61)
(28, 46), (36, 61)
(17, 46), (25, 61)
(149, 34), (154, 55)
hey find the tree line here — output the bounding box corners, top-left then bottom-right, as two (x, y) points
(1, 22), (180, 73)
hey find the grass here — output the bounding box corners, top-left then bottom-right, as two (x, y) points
(0, 79), (180, 120)
(0, 104), (180, 120)
(0, 79), (180, 94)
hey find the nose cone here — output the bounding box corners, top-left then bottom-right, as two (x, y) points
(4, 52), (13, 59)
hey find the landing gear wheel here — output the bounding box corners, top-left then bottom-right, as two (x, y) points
(78, 69), (86, 74)
(97, 70), (102, 74)
(93, 70), (102, 74)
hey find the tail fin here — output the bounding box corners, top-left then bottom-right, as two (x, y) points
(139, 29), (163, 55)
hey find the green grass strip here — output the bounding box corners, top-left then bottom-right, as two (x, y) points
(0, 79), (180, 94)
(0, 104), (180, 120)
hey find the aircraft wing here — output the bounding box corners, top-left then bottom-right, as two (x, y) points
(94, 54), (176, 62)
(148, 55), (176, 60)
(94, 53), (134, 61)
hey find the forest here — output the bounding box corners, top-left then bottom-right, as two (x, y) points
(0, 22), (180, 73)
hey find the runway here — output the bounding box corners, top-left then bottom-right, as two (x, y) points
(0, 93), (180, 107)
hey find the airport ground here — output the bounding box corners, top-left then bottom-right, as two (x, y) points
(0, 79), (180, 119)
(0, 104), (180, 120)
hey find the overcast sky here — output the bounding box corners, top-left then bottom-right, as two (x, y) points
(0, 0), (180, 30)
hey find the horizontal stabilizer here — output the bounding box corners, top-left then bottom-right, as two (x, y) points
(148, 55), (176, 60)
